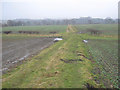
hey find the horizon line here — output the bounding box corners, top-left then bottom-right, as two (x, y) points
(1, 17), (118, 21)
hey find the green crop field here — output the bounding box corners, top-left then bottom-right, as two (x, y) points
(2, 24), (118, 88)
(75, 24), (118, 35)
(87, 39), (118, 88)
(75, 24), (118, 88)
(2, 25), (67, 34)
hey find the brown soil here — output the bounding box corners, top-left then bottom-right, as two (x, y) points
(2, 37), (54, 73)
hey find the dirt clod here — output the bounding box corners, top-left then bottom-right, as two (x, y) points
(60, 59), (83, 63)
(85, 83), (95, 89)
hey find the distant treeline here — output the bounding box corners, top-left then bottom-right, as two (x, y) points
(1, 17), (118, 27)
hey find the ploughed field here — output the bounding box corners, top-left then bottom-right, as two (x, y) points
(2, 36), (55, 73)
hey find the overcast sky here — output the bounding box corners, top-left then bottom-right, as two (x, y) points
(1, 0), (119, 20)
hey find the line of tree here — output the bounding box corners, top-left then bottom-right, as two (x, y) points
(1, 17), (118, 27)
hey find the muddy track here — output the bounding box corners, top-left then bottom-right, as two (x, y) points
(60, 59), (83, 63)
(2, 37), (54, 73)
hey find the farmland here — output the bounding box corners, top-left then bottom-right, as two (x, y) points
(75, 24), (118, 35)
(87, 39), (118, 88)
(75, 24), (118, 88)
(2, 36), (54, 73)
(2, 24), (118, 88)
(2, 25), (67, 34)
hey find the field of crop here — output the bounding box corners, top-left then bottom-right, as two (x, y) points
(2, 25), (67, 34)
(87, 39), (118, 88)
(75, 24), (118, 35)
(2, 24), (118, 88)
(75, 24), (118, 88)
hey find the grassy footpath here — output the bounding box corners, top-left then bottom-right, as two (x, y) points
(2, 25), (102, 88)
